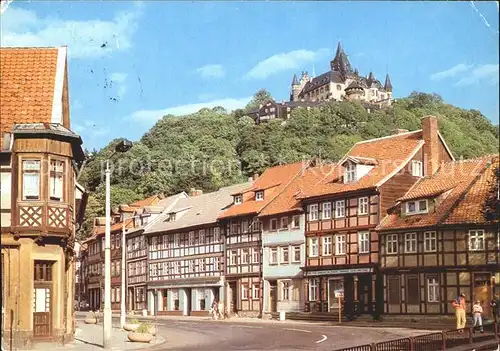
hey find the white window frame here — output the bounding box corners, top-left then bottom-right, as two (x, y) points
(252, 248), (259, 263)
(358, 197), (369, 215)
(309, 238), (319, 257)
(49, 159), (64, 201)
(424, 231), (437, 252)
(386, 234), (398, 254)
(322, 202), (332, 219)
(280, 217), (288, 230)
(241, 284), (249, 300)
(358, 231), (370, 254)
(309, 278), (319, 301)
(270, 218), (278, 231)
(335, 200), (345, 218)
(281, 280), (290, 301)
(252, 283), (259, 300)
(234, 195), (242, 205)
(241, 249), (249, 264)
(22, 159), (41, 200)
(309, 204), (319, 221)
(411, 160), (423, 177)
(291, 215), (300, 229)
(280, 247), (289, 264)
(468, 230), (485, 251)
(322, 236), (332, 256)
(427, 276), (439, 302)
(269, 247), (278, 264)
(256, 191), (264, 201)
(292, 245), (301, 263)
(406, 199), (428, 215)
(344, 162), (356, 183)
(335, 235), (346, 255)
(405, 233), (417, 253)
(230, 250), (237, 265)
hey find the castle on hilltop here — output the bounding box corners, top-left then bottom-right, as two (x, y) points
(289, 42), (393, 107)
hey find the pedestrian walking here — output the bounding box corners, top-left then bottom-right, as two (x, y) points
(452, 293), (467, 331)
(490, 294), (499, 324)
(472, 300), (484, 333)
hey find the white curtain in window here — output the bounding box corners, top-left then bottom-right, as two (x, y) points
(23, 172), (39, 198)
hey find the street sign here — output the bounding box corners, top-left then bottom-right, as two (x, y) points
(334, 289), (344, 298)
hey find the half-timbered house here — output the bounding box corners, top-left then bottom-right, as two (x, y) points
(377, 155), (499, 318)
(144, 185), (250, 316)
(218, 164), (305, 317)
(0, 47), (87, 348)
(298, 116), (454, 319)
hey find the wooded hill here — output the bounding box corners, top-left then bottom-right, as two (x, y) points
(76, 91), (499, 240)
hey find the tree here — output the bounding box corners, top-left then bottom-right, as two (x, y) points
(245, 89), (273, 111)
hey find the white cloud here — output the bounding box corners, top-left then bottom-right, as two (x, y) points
(131, 96), (252, 123)
(195, 64), (226, 79)
(1, 2), (143, 59)
(110, 72), (128, 83)
(109, 72), (128, 98)
(430, 63), (473, 81)
(245, 48), (330, 80)
(455, 64), (499, 86)
(430, 63), (499, 87)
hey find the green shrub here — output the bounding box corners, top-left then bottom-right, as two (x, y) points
(135, 323), (151, 333)
(128, 318), (140, 324)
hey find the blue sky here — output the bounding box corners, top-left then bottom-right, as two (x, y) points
(1, 1), (499, 150)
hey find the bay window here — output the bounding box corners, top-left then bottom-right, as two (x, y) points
(22, 160), (41, 200)
(49, 160), (64, 201)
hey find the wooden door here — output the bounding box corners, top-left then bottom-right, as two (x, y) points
(33, 261), (53, 338)
(473, 273), (492, 317)
(269, 283), (277, 313)
(329, 279), (343, 312)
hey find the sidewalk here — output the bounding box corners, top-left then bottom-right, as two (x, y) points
(33, 320), (165, 351)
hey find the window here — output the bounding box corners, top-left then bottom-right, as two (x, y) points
(241, 284), (249, 300)
(241, 221), (249, 234)
(308, 204), (318, 221)
(309, 238), (318, 257)
(337, 84), (342, 91)
(358, 197), (369, 215)
(427, 276), (439, 302)
(344, 162), (356, 183)
(469, 230), (485, 251)
(293, 246), (301, 263)
(358, 232), (370, 254)
(387, 234), (398, 254)
(256, 191), (264, 201)
(309, 278), (319, 301)
(230, 250), (237, 265)
(252, 248), (259, 263)
(49, 160), (64, 201)
(411, 160), (423, 177)
(270, 248), (278, 264)
(234, 195), (242, 205)
(291, 215), (300, 229)
(281, 247), (289, 264)
(407, 276), (419, 304)
(388, 276), (400, 304)
(335, 200), (345, 218)
(280, 217), (288, 230)
(322, 236), (332, 255)
(241, 249), (249, 264)
(270, 218), (278, 231)
(335, 235), (346, 255)
(405, 233), (417, 253)
(424, 231), (437, 252)
(281, 281), (290, 301)
(406, 200), (428, 215)
(22, 160), (41, 200)
(252, 284), (260, 300)
(322, 202), (332, 219)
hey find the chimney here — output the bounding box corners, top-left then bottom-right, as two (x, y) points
(391, 128), (409, 135)
(422, 116), (439, 176)
(253, 173), (259, 181)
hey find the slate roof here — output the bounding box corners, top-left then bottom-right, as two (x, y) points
(377, 156), (497, 230)
(299, 130), (425, 199)
(146, 182), (253, 234)
(218, 162), (307, 219)
(1, 47), (61, 147)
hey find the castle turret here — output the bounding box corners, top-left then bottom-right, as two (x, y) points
(290, 74), (300, 101)
(384, 73), (393, 92)
(367, 71), (375, 86)
(345, 80), (364, 101)
(330, 41), (353, 76)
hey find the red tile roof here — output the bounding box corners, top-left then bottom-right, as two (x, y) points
(299, 131), (425, 199)
(0, 47), (60, 146)
(377, 156), (496, 230)
(218, 162), (307, 219)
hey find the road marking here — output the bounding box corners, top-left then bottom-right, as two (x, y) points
(315, 335), (327, 344)
(234, 325), (263, 329)
(284, 328), (312, 333)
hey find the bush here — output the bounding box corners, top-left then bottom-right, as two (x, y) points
(128, 318), (140, 324)
(135, 323), (151, 333)
(85, 311), (96, 319)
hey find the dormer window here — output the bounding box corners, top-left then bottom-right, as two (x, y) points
(234, 195), (242, 205)
(344, 162), (356, 183)
(411, 160), (423, 177)
(406, 199), (428, 215)
(167, 213), (176, 222)
(255, 191), (264, 201)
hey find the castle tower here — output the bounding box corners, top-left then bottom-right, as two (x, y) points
(290, 74), (300, 101)
(330, 41), (354, 77)
(384, 73), (393, 94)
(344, 80), (364, 101)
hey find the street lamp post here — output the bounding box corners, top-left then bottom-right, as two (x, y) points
(103, 140), (132, 350)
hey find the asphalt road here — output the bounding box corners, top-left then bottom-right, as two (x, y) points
(131, 318), (433, 351)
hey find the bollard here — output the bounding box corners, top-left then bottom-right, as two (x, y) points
(279, 311), (286, 321)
